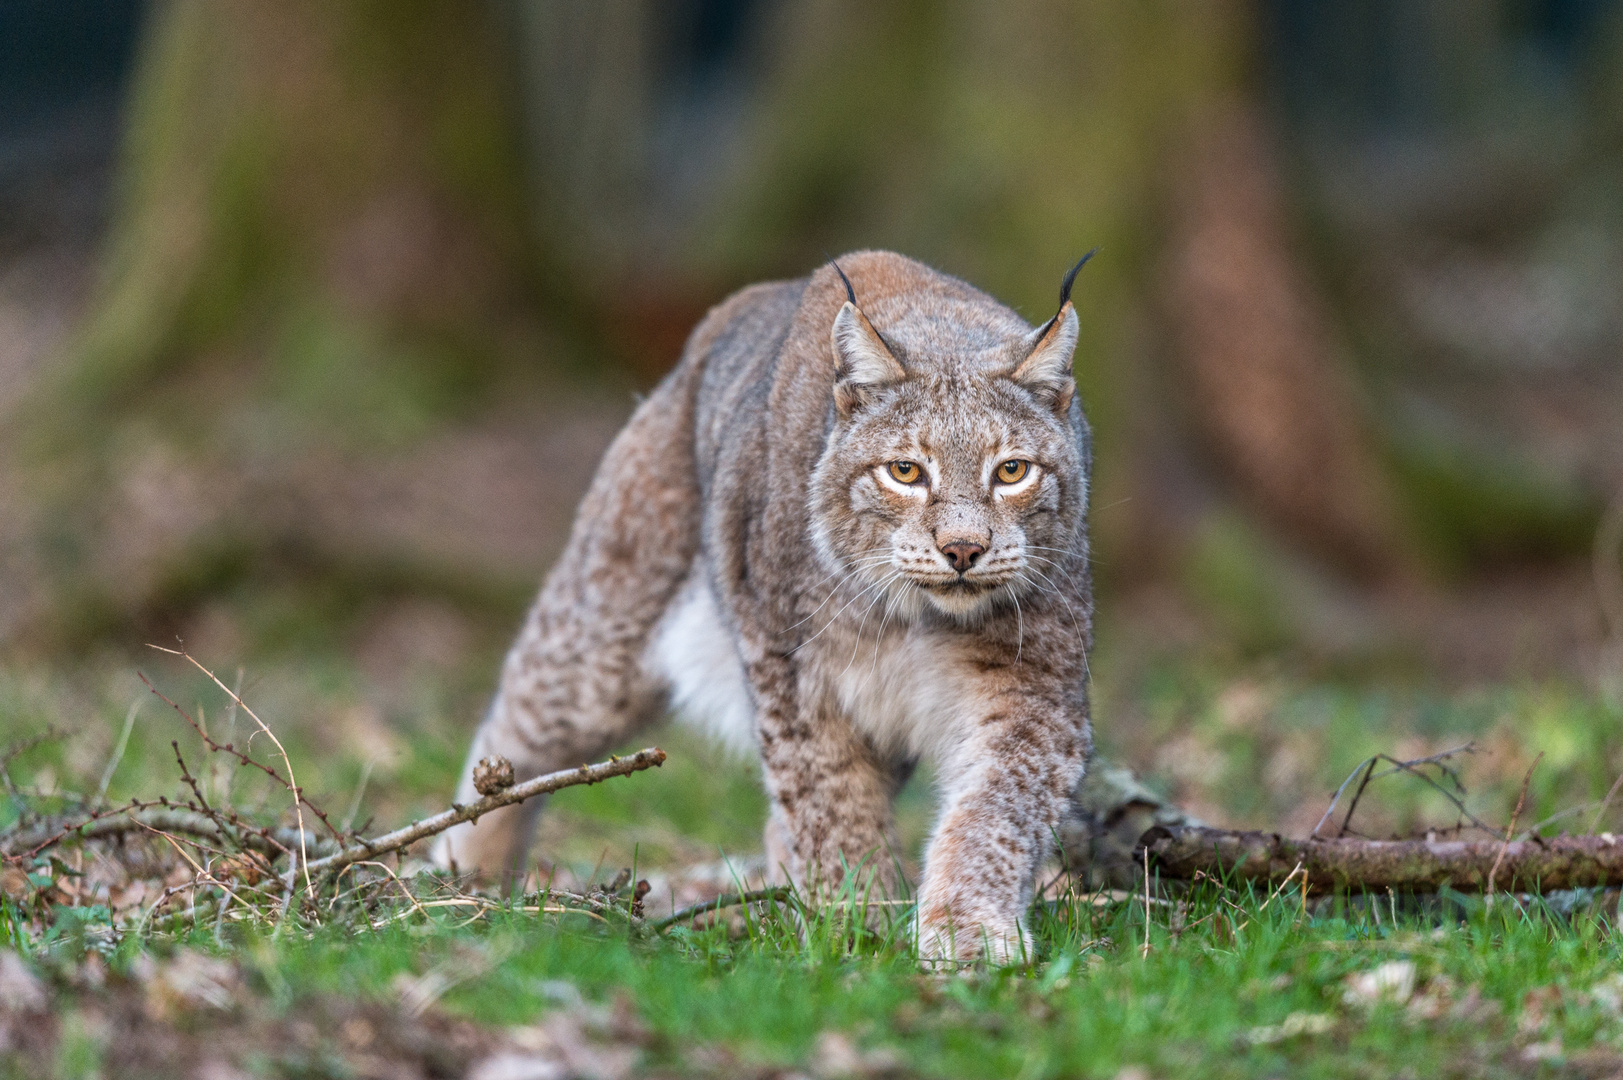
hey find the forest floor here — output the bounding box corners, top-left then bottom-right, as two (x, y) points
(7, 871), (1623, 1080)
(5, 128), (1623, 1076)
(0, 613), (1620, 1079)
(7, 77), (1623, 1079)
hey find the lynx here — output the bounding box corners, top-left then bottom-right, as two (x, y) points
(434, 251), (1095, 963)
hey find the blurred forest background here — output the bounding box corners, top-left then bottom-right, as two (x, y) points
(1, 0), (1622, 870)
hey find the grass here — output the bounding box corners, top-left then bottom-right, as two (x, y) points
(18, 872), (1623, 1078)
(1, 638), (1621, 1076)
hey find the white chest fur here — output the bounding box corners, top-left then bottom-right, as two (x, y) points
(651, 563), (980, 771)
(648, 569), (756, 754)
(828, 629), (977, 770)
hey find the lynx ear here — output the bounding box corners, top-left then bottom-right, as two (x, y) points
(1012, 250), (1095, 412)
(830, 265), (905, 416)
(1012, 303), (1079, 411)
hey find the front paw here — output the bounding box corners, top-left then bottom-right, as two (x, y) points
(916, 914), (1031, 969)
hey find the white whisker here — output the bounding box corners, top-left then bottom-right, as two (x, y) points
(788, 571), (895, 655)
(1017, 565), (1091, 682)
(854, 581), (906, 700)
(840, 572), (901, 679)
(781, 553), (895, 633)
(1007, 582), (1023, 666)
(1025, 551), (1089, 592)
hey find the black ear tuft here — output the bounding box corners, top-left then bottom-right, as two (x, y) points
(1058, 247), (1100, 308)
(831, 260), (857, 306)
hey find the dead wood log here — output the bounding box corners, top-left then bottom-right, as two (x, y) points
(1140, 825), (1623, 893)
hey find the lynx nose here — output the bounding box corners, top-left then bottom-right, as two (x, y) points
(939, 540), (986, 574)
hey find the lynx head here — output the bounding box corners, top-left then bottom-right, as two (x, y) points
(808, 255), (1093, 620)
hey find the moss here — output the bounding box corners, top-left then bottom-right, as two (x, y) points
(1387, 434), (1601, 575)
(1181, 512), (1296, 657)
(48, 0), (539, 437)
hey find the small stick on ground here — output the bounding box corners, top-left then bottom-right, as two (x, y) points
(1258, 861), (1304, 912)
(1313, 756), (1376, 839)
(1588, 766), (1623, 834)
(1141, 846), (1151, 959)
(146, 648), (319, 898)
(1488, 752), (1543, 902)
(304, 749), (667, 879)
(1330, 745), (1490, 839)
(650, 886), (796, 933)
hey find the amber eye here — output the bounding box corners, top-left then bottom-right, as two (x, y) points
(995, 459), (1031, 484)
(887, 461), (924, 485)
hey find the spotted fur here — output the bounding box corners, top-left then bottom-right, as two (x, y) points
(434, 252), (1094, 964)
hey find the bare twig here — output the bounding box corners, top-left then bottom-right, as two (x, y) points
(142, 822), (210, 876)
(1313, 756), (1376, 838)
(172, 742), (227, 834)
(146, 648), (321, 899)
(1336, 757), (1380, 838)
(1487, 752), (1543, 899)
(1141, 845), (1151, 959)
(1371, 748), (1499, 837)
(305, 748), (666, 878)
(1588, 766), (1623, 834)
(650, 886), (796, 932)
(1257, 861), (1305, 913)
(349, 859), (429, 924)
(136, 678), (307, 859)
(1328, 744), (1495, 839)
(3, 803), (306, 862)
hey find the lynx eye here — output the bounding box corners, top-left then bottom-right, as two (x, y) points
(886, 461), (924, 485)
(995, 459), (1031, 484)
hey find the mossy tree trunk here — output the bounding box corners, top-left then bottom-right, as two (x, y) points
(65, 0), (537, 429)
(6, 0), (560, 651)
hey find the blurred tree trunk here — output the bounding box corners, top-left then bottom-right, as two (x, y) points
(4, 0), (569, 650)
(1161, 102), (1412, 578)
(64, 0), (536, 420)
(512, 0), (1292, 576)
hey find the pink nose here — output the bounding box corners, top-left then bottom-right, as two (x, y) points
(939, 541), (985, 573)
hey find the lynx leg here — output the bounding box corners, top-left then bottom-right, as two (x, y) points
(434, 369), (702, 884)
(916, 696), (1086, 966)
(744, 654), (902, 899)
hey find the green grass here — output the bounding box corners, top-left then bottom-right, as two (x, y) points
(29, 877), (1617, 1079)
(3, 646), (1622, 1076)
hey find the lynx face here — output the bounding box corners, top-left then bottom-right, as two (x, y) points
(808, 282), (1088, 621)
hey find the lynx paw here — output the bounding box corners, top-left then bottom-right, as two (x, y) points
(916, 916), (1031, 969)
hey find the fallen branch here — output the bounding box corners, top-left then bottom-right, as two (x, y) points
(1140, 825), (1623, 893)
(650, 886), (797, 932)
(1, 806), (327, 860)
(305, 748), (666, 879)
